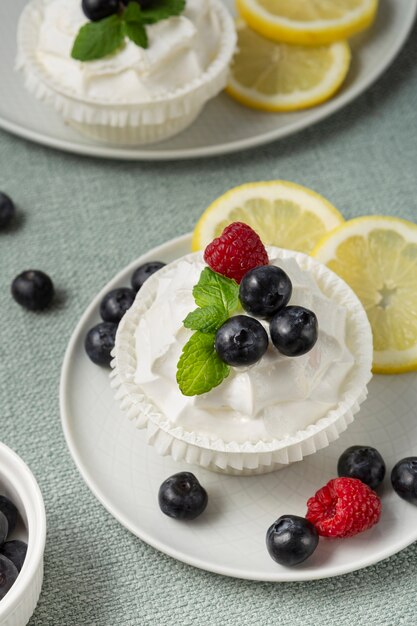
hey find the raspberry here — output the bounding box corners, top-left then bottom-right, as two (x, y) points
(204, 222), (269, 283)
(306, 477), (381, 538)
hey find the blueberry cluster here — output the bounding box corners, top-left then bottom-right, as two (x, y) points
(0, 496), (28, 600)
(85, 261), (165, 366)
(215, 265), (318, 367)
(81, 0), (153, 22)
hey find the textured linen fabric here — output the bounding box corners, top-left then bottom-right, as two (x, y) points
(0, 19), (417, 626)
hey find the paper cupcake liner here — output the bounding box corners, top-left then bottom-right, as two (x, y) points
(16, 0), (236, 141)
(67, 106), (202, 145)
(111, 248), (373, 475)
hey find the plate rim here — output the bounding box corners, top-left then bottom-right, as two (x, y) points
(60, 233), (417, 582)
(2, 1), (417, 160)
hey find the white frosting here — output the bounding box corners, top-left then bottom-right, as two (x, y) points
(134, 253), (355, 444)
(35, 0), (222, 101)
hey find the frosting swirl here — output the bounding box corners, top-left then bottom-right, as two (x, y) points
(34, 0), (222, 101)
(134, 251), (356, 444)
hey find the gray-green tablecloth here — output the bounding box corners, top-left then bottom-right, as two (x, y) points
(1, 19), (417, 626)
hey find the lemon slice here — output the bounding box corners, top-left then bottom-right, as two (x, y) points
(226, 23), (351, 112)
(237, 0), (378, 45)
(192, 181), (344, 254)
(312, 216), (417, 374)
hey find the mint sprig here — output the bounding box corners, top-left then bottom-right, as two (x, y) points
(177, 268), (240, 396)
(176, 332), (230, 397)
(71, 0), (186, 62)
(71, 15), (124, 62)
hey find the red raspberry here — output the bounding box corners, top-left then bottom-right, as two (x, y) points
(204, 222), (269, 284)
(306, 477), (381, 538)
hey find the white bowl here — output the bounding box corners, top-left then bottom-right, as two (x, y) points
(0, 442), (46, 626)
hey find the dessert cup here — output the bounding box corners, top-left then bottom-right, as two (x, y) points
(16, 0), (237, 145)
(111, 247), (373, 475)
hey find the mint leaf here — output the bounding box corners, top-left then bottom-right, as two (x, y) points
(193, 268), (239, 314)
(183, 306), (228, 334)
(177, 332), (230, 396)
(141, 0), (186, 24)
(124, 20), (148, 48)
(124, 1), (142, 22)
(71, 15), (124, 62)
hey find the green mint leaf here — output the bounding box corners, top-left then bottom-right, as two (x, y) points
(177, 332), (230, 396)
(123, 1), (143, 22)
(183, 306), (228, 334)
(140, 0), (186, 24)
(193, 268), (239, 314)
(124, 20), (148, 48)
(71, 15), (124, 62)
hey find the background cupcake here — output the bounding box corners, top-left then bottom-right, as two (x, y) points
(16, 0), (236, 144)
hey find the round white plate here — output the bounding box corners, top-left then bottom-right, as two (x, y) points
(60, 234), (417, 581)
(2, 1), (417, 160)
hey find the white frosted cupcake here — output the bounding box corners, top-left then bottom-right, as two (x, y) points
(111, 236), (373, 475)
(16, 0), (236, 144)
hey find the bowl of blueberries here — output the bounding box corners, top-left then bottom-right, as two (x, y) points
(0, 441), (46, 626)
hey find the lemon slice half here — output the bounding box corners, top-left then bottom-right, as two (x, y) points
(236, 0), (378, 45)
(192, 181), (344, 254)
(312, 216), (417, 373)
(226, 23), (351, 112)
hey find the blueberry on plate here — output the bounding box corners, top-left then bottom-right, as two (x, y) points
(158, 472), (208, 520)
(338, 445), (386, 490)
(82, 0), (119, 21)
(85, 322), (118, 366)
(0, 496), (17, 535)
(0, 541), (27, 573)
(270, 305), (318, 357)
(11, 270), (54, 311)
(266, 515), (319, 566)
(100, 287), (136, 324)
(215, 315), (269, 366)
(0, 192), (15, 230)
(131, 261), (165, 292)
(239, 265), (292, 318)
(391, 457), (417, 505)
(0, 555), (18, 600)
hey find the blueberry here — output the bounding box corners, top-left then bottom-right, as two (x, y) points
(100, 287), (135, 324)
(0, 511), (8, 545)
(158, 472), (208, 520)
(215, 315), (269, 366)
(266, 515), (319, 567)
(0, 192), (15, 230)
(270, 306), (318, 357)
(0, 555), (18, 599)
(11, 270), (54, 311)
(131, 262), (165, 292)
(0, 496), (17, 535)
(0, 541), (27, 572)
(391, 457), (417, 505)
(338, 445), (386, 490)
(82, 0), (119, 21)
(85, 322), (118, 366)
(239, 266), (292, 319)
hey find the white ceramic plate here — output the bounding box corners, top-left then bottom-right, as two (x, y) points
(2, 1), (417, 160)
(60, 234), (417, 581)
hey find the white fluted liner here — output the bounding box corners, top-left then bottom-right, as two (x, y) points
(16, 0), (236, 145)
(111, 248), (373, 475)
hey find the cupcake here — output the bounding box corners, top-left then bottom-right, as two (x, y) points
(111, 224), (373, 475)
(16, 0), (236, 145)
